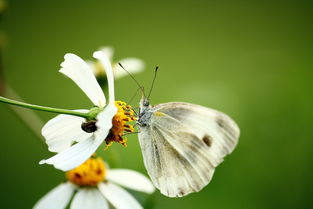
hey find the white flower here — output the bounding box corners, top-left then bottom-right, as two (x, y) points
(39, 51), (118, 171)
(33, 158), (155, 209)
(88, 46), (145, 80)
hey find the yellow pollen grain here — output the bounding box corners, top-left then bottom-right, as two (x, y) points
(105, 101), (136, 147)
(66, 157), (106, 187)
(154, 111), (165, 117)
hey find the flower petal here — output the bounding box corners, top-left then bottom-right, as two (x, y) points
(39, 134), (105, 171)
(106, 169), (155, 194)
(60, 53), (106, 107)
(42, 110), (92, 153)
(86, 60), (102, 77)
(70, 188), (108, 209)
(33, 182), (75, 209)
(113, 58), (145, 79)
(98, 183), (143, 209)
(96, 103), (117, 131)
(98, 46), (114, 61)
(93, 51), (115, 104)
(40, 101), (116, 171)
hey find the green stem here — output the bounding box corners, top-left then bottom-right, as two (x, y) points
(0, 96), (91, 119)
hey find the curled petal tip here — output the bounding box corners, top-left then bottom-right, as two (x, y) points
(93, 51), (110, 63)
(39, 160), (46, 165)
(93, 51), (103, 58)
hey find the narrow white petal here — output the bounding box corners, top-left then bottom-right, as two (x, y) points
(60, 53), (106, 107)
(98, 183), (143, 209)
(39, 135), (105, 171)
(33, 183), (75, 209)
(70, 188), (108, 209)
(99, 46), (114, 61)
(106, 169), (155, 194)
(113, 58), (145, 79)
(42, 110), (92, 153)
(93, 51), (115, 104)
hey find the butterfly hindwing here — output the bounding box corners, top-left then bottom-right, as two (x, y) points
(138, 113), (215, 197)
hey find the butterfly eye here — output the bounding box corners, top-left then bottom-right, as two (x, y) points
(81, 120), (97, 133)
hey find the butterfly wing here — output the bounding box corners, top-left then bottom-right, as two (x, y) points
(138, 102), (239, 197)
(154, 102), (240, 165)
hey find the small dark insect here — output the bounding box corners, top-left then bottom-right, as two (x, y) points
(74, 172), (82, 179)
(81, 120), (97, 133)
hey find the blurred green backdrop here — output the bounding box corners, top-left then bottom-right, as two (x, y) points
(0, 0), (312, 208)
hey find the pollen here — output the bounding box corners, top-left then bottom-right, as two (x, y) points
(66, 157), (106, 187)
(154, 111), (165, 117)
(105, 101), (136, 147)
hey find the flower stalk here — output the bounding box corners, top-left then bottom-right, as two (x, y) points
(0, 96), (96, 120)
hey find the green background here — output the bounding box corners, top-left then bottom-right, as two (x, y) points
(0, 0), (312, 208)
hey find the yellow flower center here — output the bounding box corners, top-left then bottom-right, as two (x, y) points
(66, 157), (106, 187)
(105, 101), (136, 147)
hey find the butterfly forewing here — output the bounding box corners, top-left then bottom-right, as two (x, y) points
(154, 102), (240, 163)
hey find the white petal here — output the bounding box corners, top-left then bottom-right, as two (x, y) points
(33, 183), (75, 209)
(106, 169), (155, 194)
(70, 188), (108, 209)
(98, 46), (114, 61)
(98, 183), (143, 209)
(60, 53), (106, 107)
(42, 110), (92, 153)
(40, 103), (117, 171)
(39, 135), (105, 171)
(93, 51), (115, 104)
(113, 58), (145, 79)
(85, 60), (98, 75)
(96, 103), (117, 131)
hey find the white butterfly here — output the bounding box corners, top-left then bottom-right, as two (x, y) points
(137, 96), (240, 198)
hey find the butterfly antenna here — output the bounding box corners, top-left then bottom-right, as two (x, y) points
(118, 62), (145, 97)
(147, 66), (159, 99)
(127, 87), (142, 106)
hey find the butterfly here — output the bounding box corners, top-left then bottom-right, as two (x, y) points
(119, 64), (240, 198)
(137, 97), (240, 197)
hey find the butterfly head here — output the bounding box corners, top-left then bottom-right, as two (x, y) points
(138, 96), (154, 127)
(140, 96), (150, 107)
